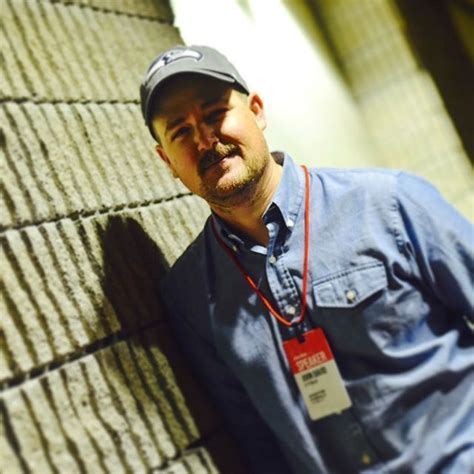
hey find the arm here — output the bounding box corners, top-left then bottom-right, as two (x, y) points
(395, 172), (474, 324)
(161, 293), (292, 474)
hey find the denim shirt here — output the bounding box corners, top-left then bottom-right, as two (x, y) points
(161, 152), (473, 473)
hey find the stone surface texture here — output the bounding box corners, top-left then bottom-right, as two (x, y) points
(3, 1), (472, 473)
(1, 1), (244, 473)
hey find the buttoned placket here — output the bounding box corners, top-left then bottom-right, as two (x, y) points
(264, 216), (303, 330)
(210, 156), (308, 334)
(260, 173), (382, 471)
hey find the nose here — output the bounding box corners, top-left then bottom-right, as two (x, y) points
(195, 122), (218, 152)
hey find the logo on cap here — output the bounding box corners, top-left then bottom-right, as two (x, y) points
(145, 48), (203, 84)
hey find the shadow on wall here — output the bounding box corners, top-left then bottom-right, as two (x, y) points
(101, 217), (168, 333)
(98, 216), (247, 473)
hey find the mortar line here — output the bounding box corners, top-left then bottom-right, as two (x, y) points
(40, 0), (173, 24)
(0, 97), (140, 105)
(0, 319), (164, 394)
(0, 192), (194, 235)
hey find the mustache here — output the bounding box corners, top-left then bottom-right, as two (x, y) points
(198, 143), (239, 176)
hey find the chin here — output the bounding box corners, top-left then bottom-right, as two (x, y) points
(200, 155), (266, 206)
(204, 175), (259, 208)
(217, 166), (255, 191)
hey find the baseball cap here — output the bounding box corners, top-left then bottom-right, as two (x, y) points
(140, 45), (250, 140)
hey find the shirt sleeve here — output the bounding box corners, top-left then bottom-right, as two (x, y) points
(160, 289), (293, 474)
(394, 172), (474, 325)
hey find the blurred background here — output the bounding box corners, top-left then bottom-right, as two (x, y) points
(1, 1), (473, 473)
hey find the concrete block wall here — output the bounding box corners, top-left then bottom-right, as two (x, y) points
(1, 1), (244, 472)
(314, 0), (474, 220)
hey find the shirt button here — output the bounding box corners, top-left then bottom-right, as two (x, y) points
(346, 289), (357, 303)
(286, 305), (296, 315)
(232, 245), (238, 252)
(361, 453), (371, 465)
(269, 255), (277, 264)
(286, 219), (294, 228)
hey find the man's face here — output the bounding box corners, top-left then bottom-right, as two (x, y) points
(151, 74), (271, 210)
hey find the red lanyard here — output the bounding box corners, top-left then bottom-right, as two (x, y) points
(211, 165), (311, 328)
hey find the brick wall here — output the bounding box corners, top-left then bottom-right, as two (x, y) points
(1, 1), (243, 472)
(3, 1), (472, 472)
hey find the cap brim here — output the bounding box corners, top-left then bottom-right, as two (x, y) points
(144, 68), (241, 125)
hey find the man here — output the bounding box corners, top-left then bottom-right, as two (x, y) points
(140, 45), (473, 473)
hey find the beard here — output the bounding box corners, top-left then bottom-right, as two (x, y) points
(198, 141), (269, 210)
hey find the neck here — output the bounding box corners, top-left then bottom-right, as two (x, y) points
(211, 158), (283, 246)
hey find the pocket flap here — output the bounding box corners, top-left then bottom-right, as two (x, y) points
(313, 262), (387, 308)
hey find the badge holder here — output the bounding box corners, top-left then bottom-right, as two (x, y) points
(212, 165), (351, 420)
(283, 326), (352, 421)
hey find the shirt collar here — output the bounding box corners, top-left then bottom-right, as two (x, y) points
(211, 151), (305, 248)
(264, 151), (305, 233)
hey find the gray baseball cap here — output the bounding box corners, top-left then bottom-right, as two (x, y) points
(140, 45), (249, 140)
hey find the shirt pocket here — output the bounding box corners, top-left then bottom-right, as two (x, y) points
(311, 261), (398, 359)
(313, 261), (388, 309)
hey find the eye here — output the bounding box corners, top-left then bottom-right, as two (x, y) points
(206, 108), (226, 122)
(171, 126), (190, 141)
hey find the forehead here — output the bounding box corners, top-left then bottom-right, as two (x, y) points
(153, 74), (233, 117)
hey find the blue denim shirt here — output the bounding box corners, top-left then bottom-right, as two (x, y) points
(162, 152), (473, 473)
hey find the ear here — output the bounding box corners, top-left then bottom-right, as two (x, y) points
(248, 92), (267, 131)
(155, 145), (179, 178)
